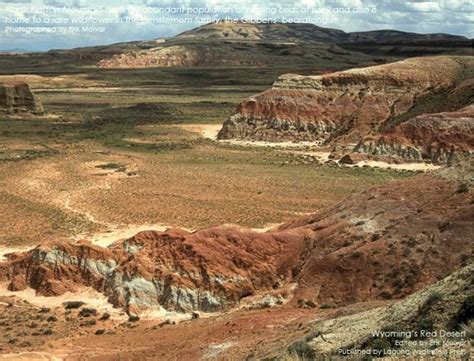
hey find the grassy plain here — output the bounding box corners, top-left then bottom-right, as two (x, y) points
(0, 64), (411, 246)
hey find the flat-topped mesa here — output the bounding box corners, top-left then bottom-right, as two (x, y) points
(218, 56), (470, 144)
(0, 82), (44, 114)
(353, 105), (474, 164)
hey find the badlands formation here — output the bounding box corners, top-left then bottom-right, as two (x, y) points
(354, 105), (474, 164)
(219, 56), (474, 164)
(1, 161), (472, 317)
(0, 156), (472, 359)
(0, 21), (472, 360)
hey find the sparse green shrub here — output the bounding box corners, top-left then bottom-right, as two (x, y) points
(128, 315), (140, 322)
(450, 295), (474, 330)
(80, 319), (97, 327)
(47, 315), (58, 322)
(456, 183), (469, 194)
(351, 251), (363, 258)
(95, 162), (126, 172)
(424, 292), (443, 308)
(370, 339), (391, 357)
(379, 291), (392, 299)
(19, 340), (32, 347)
(287, 340), (317, 360)
(63, 301), (85, 309)
(79, 308), (98, 318)
(319, 303), (333, 309)
(413, 291), (443, 337)
(370, 233), (381, 242)
(100, 312), (111, 321)
(297, 299), (317, 309)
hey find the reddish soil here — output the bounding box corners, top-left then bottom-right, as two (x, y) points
(1, 165), (472, 315)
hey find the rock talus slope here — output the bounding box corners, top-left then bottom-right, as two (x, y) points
(0, 162), (472, 315)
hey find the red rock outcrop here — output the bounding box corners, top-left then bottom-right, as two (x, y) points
(0, 227), (305, 314)
(0, 82), (44, 114)
(353, 105), (474, 164)
(218, 56), (473, 156)
(0, 162), (472, 314)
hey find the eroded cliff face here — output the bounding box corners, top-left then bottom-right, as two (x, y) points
(0, 82), (44, 114)
(218, 56), (473, 155)
(353, 105), (474, 164)
(1, 163), (472, 315)
(97, 44), (269, 68)
(96, 41), (370, 69)
(97, 46), (203, 68)
(0, 227), (304, 315)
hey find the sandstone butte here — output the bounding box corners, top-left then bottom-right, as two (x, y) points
(0, 81), (44, 114)
(218, 56), (473, 164)
(0, 160), (472, 317)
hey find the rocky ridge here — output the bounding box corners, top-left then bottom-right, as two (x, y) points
(2, 22), (470, 71)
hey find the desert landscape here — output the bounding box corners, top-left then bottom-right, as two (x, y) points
(0, 17), (473, 361)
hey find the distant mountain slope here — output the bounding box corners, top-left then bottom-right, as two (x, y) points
(1, 21), (469, 70)
(96, 21), (471, 68)
(176, 21), (469, 45)
(96, 41), (374, 69)
(175, 22), (349, 43)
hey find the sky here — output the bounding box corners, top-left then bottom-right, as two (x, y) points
(0, 0), (473, 51)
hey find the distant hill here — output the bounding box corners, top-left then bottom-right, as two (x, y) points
(0, 21), (470, 71)
(176, 21), (469, 45)
(96, 22), (472, 68)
